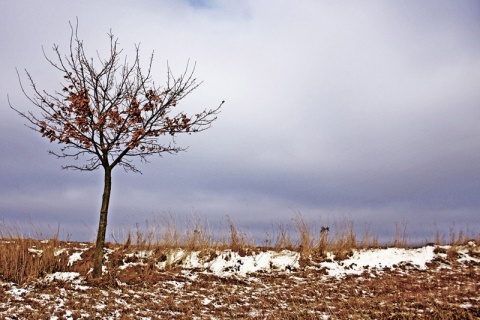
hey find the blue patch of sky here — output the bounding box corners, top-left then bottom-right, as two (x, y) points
(185, 0), (212, 9)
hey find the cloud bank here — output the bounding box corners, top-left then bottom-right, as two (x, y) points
(1, 1), (479, 242)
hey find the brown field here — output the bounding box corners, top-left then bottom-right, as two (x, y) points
(1, 217), (479, 319)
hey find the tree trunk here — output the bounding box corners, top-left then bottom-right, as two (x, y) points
(92, 166), (112, 278)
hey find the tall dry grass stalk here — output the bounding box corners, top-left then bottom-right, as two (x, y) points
(393, 221), (409, 248)
(224, 216), (254, 252)
(184, 215), (213, 251)
(324, 217), (357, 259)
(274, 223), (294, 250)
(359, 222), (379, 248)
(294, 213), (313, 258)
(430, 222), (480, 246)
(2, 215), (479, 284)
(110, 214), (214, 250)
(0, 220), (69, 284)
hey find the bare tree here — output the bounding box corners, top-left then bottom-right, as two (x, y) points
(9, 22), (223, 278)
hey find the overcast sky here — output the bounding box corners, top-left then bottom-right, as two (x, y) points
(1, 1), (479, 244)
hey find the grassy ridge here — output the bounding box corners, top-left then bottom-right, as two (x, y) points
(1, 215), (478, 285)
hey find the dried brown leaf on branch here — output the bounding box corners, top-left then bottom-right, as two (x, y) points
(9, 20), (224, 278)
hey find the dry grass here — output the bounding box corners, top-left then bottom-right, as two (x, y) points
(0, 237), (68, 284)
(1, 215), (479, 319)
(1, 253), (479, 319)
(0, 220), (71, 284)
(2, 215), (479, 285)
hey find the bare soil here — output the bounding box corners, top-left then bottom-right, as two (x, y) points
(1, 243), (479, 319)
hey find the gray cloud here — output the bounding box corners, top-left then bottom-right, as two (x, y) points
(1, 0), (479, 243)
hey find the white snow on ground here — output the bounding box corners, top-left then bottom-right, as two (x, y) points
(319, 246), (437, 278)
(45, 272), (81, 282)
(0, 242), (479, 318)
(67, 251), (83, 266)
(206, 250), (300, 276)
(10, 243), (480, 281)
(457, 248), (480, 264)
(155, 249), (300, 276)
(27, 247), (43, 256)
(54, 248), (68, 256)
(150, 246), (440, 278)
(125, 250), (154, 259)
(38, 244), (478, 279)
(6, 286), (29, 297)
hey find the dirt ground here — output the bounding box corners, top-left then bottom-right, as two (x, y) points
(1, 254), (479, 319)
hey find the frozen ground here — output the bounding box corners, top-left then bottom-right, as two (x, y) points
(1, 242), (479, 319)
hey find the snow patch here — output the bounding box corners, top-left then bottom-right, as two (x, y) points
(320, 246), (436, 278)
(206, 250), (300, 276)
(149, 249), (300, 276)
(54, 248), (68, 256)
(6, 287), (29, 297)
(68, 251), (83, 266)
(27, 248), (43, 256)
(45, 272), (81, 282)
